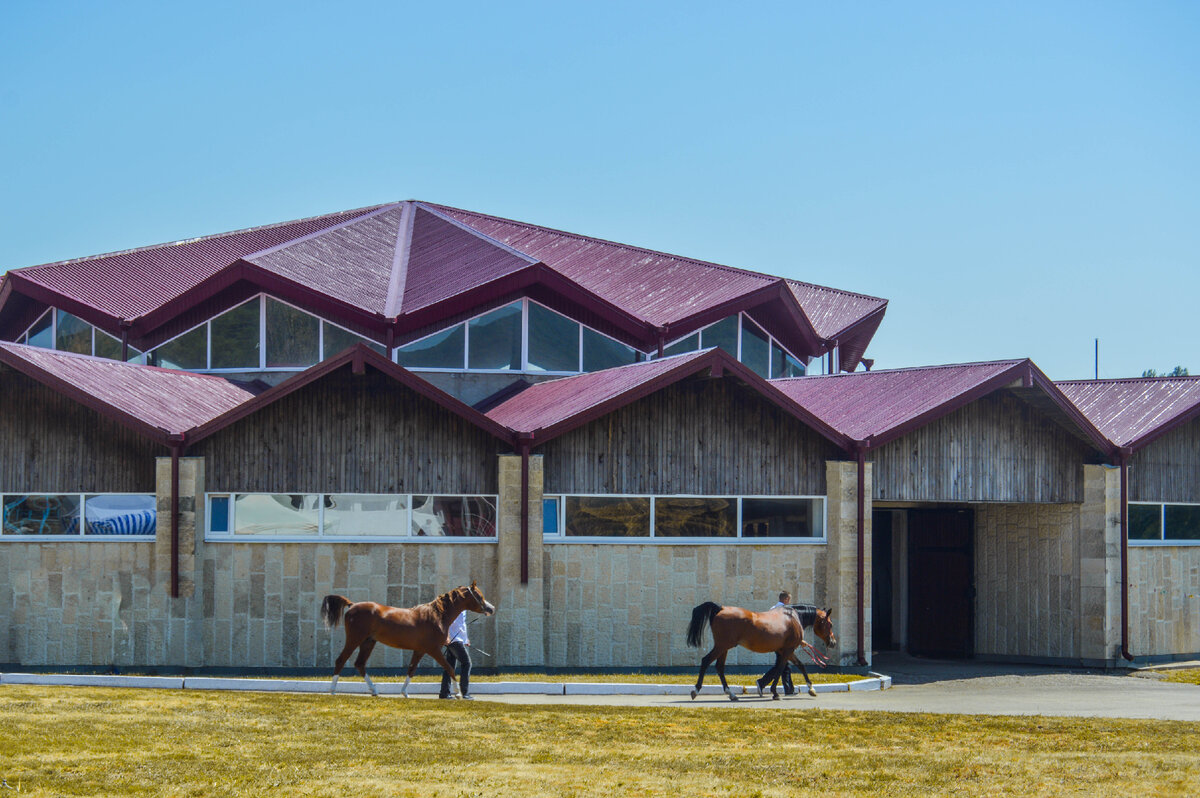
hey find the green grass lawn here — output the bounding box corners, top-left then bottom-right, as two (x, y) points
(2, 685), (1197, 797)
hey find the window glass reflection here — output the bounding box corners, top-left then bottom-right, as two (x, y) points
(564, 496), (651, 537)
(527, 303), (580, 372)
(1128, 504), (1162, 540)
(56, 310), (92, 355)
(583, 328), (639, 372)
(411, 495), (497, 537)
(323, 323), (386, 360)
(742, 498), (822, 538)
(740, 317), (770, 378)
(149, 326), (207, 370)
(27, 311), (53, 349)
(232, 494), (320, 535)
(324, 494), (408, 536)
(265, 299), (319, 367)
(654, 497), (736, 537)
(700, 316), (738, 357)
(468, 302), (522, 370)
(211, 300), (260, 369)
(396, 324), (465, 369)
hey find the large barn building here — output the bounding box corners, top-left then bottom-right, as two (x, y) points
(1, 201), (1196, 672)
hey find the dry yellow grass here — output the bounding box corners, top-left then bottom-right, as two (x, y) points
(1, 685), (1197, 797)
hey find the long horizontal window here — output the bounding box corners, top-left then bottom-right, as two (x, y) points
(1129, 502), (1200, 545)
(542, 495), (825, 542)
(1, 493), (156, 538)
(17, 309), (142, 361)
(396, 299), (644, 375)
(206, 493), (497, 541)
(660, 313), (807, 379)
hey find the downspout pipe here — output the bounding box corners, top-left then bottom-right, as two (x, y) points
(1119, 451), (1133, 661)
(519, 434), (533, 585)
(168, 436), (185, 599)
(855, 444), (868, 667)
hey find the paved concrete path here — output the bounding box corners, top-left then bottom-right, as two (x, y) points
(479, 656), (1200, 721)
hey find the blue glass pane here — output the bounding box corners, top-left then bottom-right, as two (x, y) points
(209, 496), (230, 533)
(700, 316), (738, 356)
(396, 324), (465, 369)
(542, 498), (559, 536)
(468, 303), (521, 370)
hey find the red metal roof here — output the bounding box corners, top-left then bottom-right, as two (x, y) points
(771, 359), (1111, 454)
(0, 342), (256, 441)
(485, 348), (852, 449)
(3, 201), (888, 367)
(8, 205), (387, 324)
(1056, 377), (1200, 451)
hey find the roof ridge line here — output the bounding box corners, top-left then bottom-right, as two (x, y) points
(384, 201), (416, 318)
(1056, 375), (1200, 385)
(0, 341), (251, 384)
(415, 202), (541, 267)
(13, 203), (395, 272)
(772, 358), (1027, 381)
(781, 277), (888, 305)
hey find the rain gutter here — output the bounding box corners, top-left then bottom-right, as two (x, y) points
(519, 433), (533, 585)
(855, 443), (868, 666)
(168, 435), (186, 599)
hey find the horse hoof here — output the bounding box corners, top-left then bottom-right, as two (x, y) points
(690, 689), (698, 700)
(808, 687), (817, 697)
(772, 692), (780, 701)
(728, 693), (738, 702)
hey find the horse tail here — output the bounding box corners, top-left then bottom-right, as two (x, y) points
(686, 601), (722, 648)
(320, 595), (353, 629)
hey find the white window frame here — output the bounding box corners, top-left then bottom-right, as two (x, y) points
(542, 493), (827, 545)
(1128, 501), (1200, 546)
(396, 298), (646, 376)
(129, 295), (381, 373)
(0, 492), (157, 541)
(659, 312), (809, 379)
(204, 491), (499, 543)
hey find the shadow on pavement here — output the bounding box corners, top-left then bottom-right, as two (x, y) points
(869, 651), (1112, 686)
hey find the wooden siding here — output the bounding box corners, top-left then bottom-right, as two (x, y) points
(541, 376), (841, 495)
(870, 391), (1089, 503)
(195, 369), (504, 494)
(0, 368), (162, 492)
(1130, 416), (1200, 503)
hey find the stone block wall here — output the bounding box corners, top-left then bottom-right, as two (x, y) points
(1129, 546), (1200, 658)
(824, 460), (869, 667)
(542, 542), (826, 669)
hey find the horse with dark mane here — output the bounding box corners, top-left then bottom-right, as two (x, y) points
(686, 601), (836, 701)
(321, 581), (496, 698)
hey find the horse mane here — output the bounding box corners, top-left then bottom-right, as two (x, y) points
(788, 603), (819, 628)
(428, 586), (469, 616)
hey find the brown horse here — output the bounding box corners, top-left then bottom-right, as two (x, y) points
(321, 581), (496, 698)
(686, 601), (836, 701)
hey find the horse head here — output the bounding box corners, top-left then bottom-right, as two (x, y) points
(464, 580), (497, 616)
(813, 607), (837, 649)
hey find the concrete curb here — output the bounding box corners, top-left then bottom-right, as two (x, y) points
(1, 672), (890, 696)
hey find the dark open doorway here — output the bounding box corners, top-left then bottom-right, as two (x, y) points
(871, 510), (896, 650)
(907, 508), (974, 658)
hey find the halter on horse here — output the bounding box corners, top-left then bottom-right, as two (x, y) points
(321, 581), (496, 698)
(686, 601), (837, 701)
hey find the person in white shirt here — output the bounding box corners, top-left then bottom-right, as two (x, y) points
(757, 591), (795, 695)
(439, 611), (473, 699)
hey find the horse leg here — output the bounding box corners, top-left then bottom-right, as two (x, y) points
(691, 647), (719, 700)
(354, 638), (379, 697)
(789, 652), (817, 697)
(715, 651), (738, 701)
(402, 652), (424, 698)
(426, 647), (463, 698)
(331, 628), (367, 695)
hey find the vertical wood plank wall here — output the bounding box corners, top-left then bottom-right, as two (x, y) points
(0, 369), (161, 492)
(870, 391), (1091, 503)
(540, 376), (843, 495)
(1130, 417), (1200, 503)
(194, 369), (504, 494)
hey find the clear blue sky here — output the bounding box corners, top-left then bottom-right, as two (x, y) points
(2, 1), (1196, 379)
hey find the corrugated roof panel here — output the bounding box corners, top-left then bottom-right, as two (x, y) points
(1056, 377), (1200, 449)
(400, 206), (537, 314)
(12, 206), (389, 321)
(486, 350), (715, 434)
(772, 360), (1026, 442)
(0, 342), (256, 436)
(429, 204), (885, 338)
(243, 206), (405, 315)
